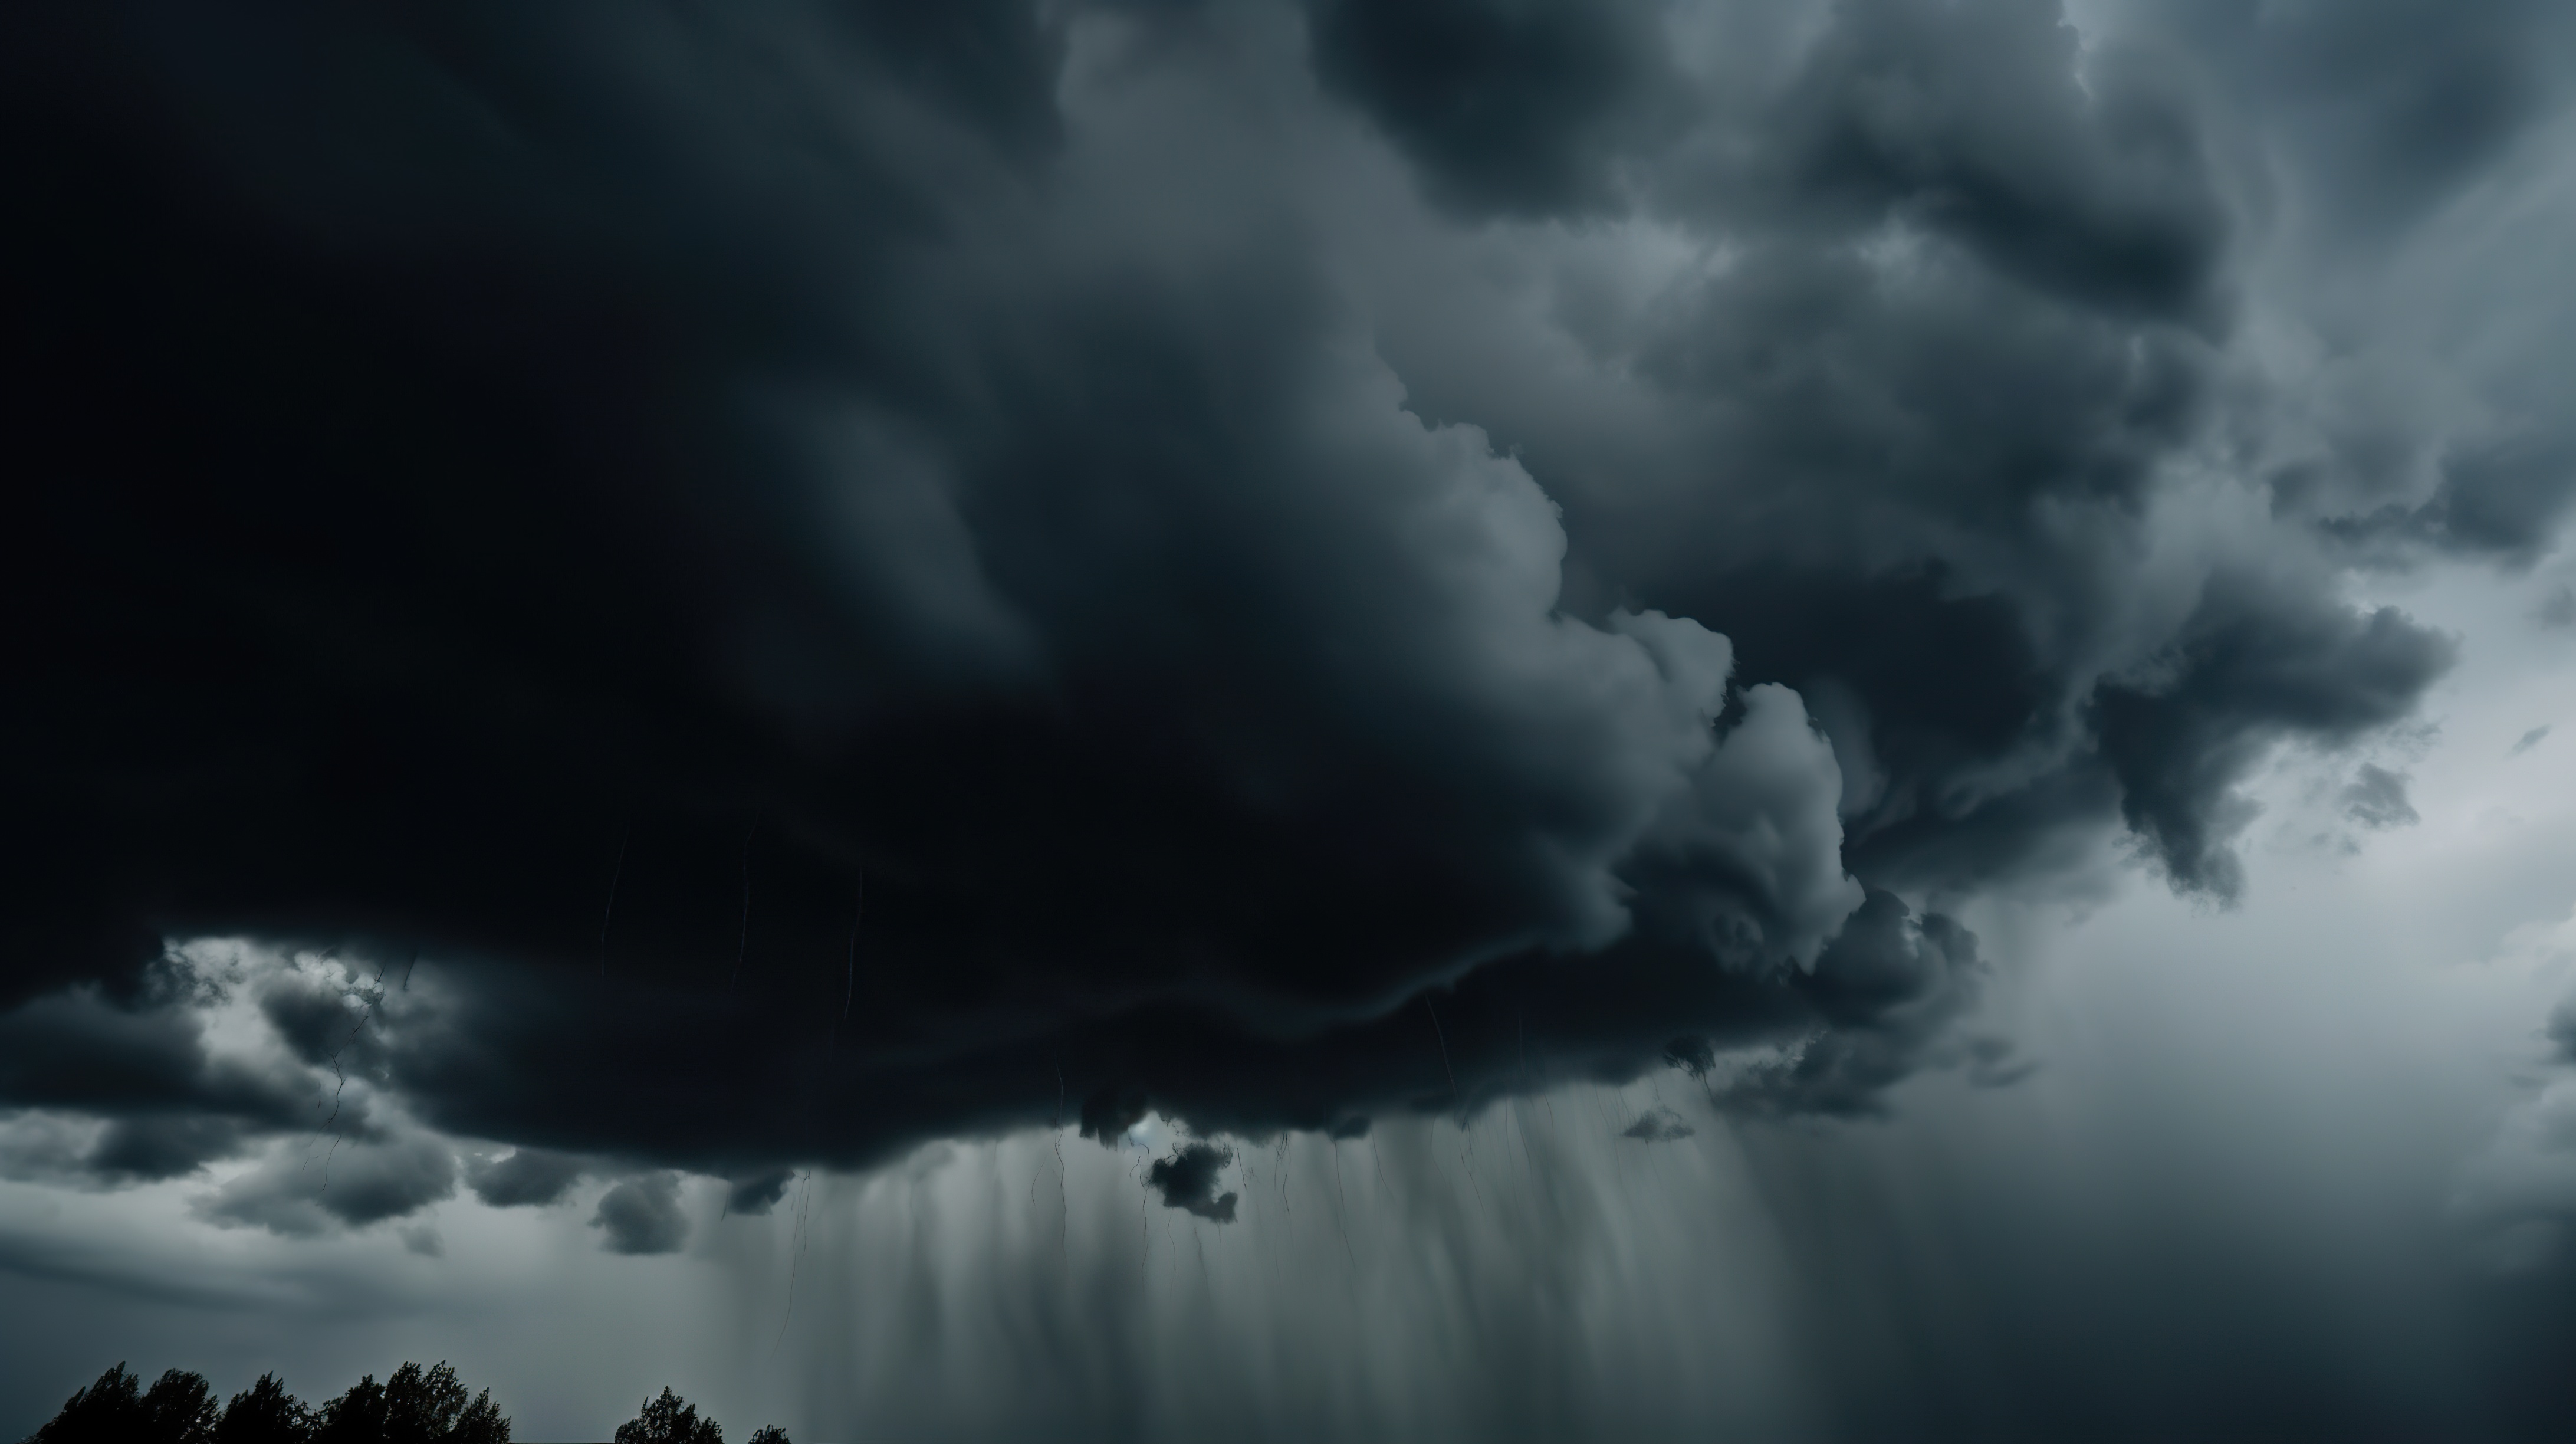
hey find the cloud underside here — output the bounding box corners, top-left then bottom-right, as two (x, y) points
(4, 0), (2554, 1195)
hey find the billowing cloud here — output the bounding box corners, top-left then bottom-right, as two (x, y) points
(1719, 887), (1990, 1117)
(1304, 0), (1684, 217)
(196, 1133), (459, 1236)
(465, 1149), (589, 1209)
(0, 960), (327, 1187)
(0, 0), (2531, 1194)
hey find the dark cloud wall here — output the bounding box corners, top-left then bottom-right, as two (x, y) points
(2, 0), (2550, 1190)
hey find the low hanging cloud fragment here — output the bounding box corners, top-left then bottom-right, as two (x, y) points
(1620, 1108), (1694, 1143)
(724, 1169), (796, 1217)
(591, 1174), (690, 1256)
(0, 0), (2529, 1197)
(196, 1133), (459, 1237)
(466, 1148), (589, 1209)
(88, 1117), (255, 1185)
(1145, 1143), (1240, 1223)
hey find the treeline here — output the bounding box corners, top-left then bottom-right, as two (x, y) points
(26, 1363), (504, 1444)
(23, 1367), (783, 1444)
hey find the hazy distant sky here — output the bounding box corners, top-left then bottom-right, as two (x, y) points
(8, 1), (2576, 1438)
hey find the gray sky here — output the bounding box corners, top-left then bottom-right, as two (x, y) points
(8, 1), (2576, 1438)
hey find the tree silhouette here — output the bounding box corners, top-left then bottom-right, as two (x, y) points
(744, 1429), (788, 1444)
(27, 1363), (498, 1444)
(213, 1376), (313, 1444)
(611, 1391), (719, 1444)
(28, 1365), (219, 1444)
(310, 1367), (505, 1444)
(380, 1366), (464, 1444)
(310, 1376), (385, 1444)
(140, 1374), (216, 1444)
(28, 1364), (143, 1444)
(382, 1365), (503, 1444)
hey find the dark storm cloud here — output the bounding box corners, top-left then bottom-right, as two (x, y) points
(2131, 0), (2574, 237)
(2321, 434), (2576, 568)
(259, 976), (366, 1069)
(197, 1133), (459, 1236)
(722, 1169), (795, 1216)
(1303, 0), (1683, 216)
(1145, 1141), (1240, 1222)
(0, 994), (280, 1121)
(1490, 1), (2460, 910)
(0, 972), (323, 1186)
(2414, 438), (2576, 565)
(2115, 0), (2576, 574)
(590, 1174), (689, 1255)
(85, 1117), (257, 1184)
(1079, 1085), (1152, 1147)
(1737, 0), (2230, 320)
(0, 0), (2519, 1187)
(1719, 888), (1990, 1116)
(830, 0), (1069, 157)
(1385, 4), (2360, 903)
(464, 1148), (589, 1209)
(2095, 593), (2451, 895)
(0, 1110), (252, 1190)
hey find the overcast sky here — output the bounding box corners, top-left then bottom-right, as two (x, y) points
(7, 0), (2576, 1439)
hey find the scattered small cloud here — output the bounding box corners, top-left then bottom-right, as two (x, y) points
(2511, 725), (2551, 758)
(2342, 764), (2420, 829)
